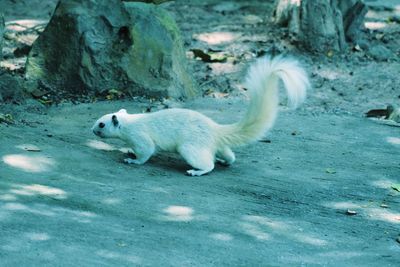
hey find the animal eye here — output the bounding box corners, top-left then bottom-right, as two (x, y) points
(99, 122), (105, 128)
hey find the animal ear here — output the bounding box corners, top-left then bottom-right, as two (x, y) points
(112, 115), (119, 126)
(118, 109), (127, 114)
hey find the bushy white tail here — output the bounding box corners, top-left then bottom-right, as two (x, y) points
(218, 55), (309, 146)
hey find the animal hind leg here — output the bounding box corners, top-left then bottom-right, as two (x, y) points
(216, 146), (235, 166)
(178, 145), (215, 176)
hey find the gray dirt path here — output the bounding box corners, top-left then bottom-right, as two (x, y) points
(1, 98), (399, 266)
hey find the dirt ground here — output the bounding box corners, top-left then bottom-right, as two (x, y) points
(1, 0), (400, 266)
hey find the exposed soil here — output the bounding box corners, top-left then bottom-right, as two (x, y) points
(1, 0), (399, 266)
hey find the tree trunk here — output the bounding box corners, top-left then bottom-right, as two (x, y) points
(273, 0), (367, 52)
(0, 14), (4, 59)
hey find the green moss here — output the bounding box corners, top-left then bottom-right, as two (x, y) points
(25, 55), (45, 85)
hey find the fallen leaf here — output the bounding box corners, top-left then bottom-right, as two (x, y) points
(31, 89), (49, 98)
(26, 148), (41, 152)
(391, 184), (400, 192)
(365, 108), (390, 118)
(191, 49), (228, 63)
(106, 89), (124, 100)
(0, 113), (14, 124)
(375, 33), (384, 40)
(38, 99), (53, 105)
(326, 168), (336, 174)
(346, 209), (357, 215)
(117, 242), (127, 247)
(354, 44), (362, 51)
(210, 92), (229, 98)
(18, 144), (41, 152)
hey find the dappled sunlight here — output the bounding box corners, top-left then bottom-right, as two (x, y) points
(86, 139), (133, 154)
(323, 201), (361, 210)
(162, 205), (194, 222)
(324, 199), (400, 224)
(244, 215), (288, 230)
(367, 208), (400, 224)
(314, 68), (345, 81)
(2, 154), (56, 173)
(210, 233), (233, 241)
(25, 232), (50, 241)
(386, 137), (400, 146)
(292, 233), (328, 246)
(3, 202), (29, 211)
(209, 62), (241, 76)
(0, 194), (17, 201)
(6, 19), (48, 32)
(86, 139), (116, 151)
(9, 184), (67, 200)
(101, 198), (122, 205)
(0, 182), (95, 223)
(193, 31), (240, 45)
(371, 178), (398, 189)
(365, 21), (387, 30)
(52, 207), (97, 223)
(240, 222), (271, 241)
(96, 249), (142, 264)
(240, 215), (328, 246)
(0, 59), (26, 71)
(1, 201), (97, 223)
(3, 202), (56, 216)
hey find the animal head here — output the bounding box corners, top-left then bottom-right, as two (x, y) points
(92, 109), (127, 138)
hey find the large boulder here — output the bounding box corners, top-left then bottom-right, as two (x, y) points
(25, 0), (197, 99)
(0, 72), (25, 102)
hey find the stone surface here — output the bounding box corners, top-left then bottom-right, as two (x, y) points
(0, 72), (24, 102)
(368, 44), (394, 61)
(25, 0), (197, 99)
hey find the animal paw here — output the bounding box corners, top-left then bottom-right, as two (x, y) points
(216, 158), (230, 166)
(124, 158), (141, 165)
(186, 169), (207, 176)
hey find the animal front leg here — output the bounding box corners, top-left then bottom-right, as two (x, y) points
(124, 134), (155, 165)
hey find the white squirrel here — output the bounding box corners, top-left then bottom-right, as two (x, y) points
(92, 55), (310, 176)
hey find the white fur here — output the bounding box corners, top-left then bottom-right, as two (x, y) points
(92, 55), (310, 176)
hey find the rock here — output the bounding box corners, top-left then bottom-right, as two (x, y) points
(356, 39), (369, 50)
(25, 0), (197, 99)
(0, 72), (25, 102)
(212, 2), (241, 13)
(0, 14), (4, 59)
(388, 106), (400, 123)
(368, 45), (393, 61)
